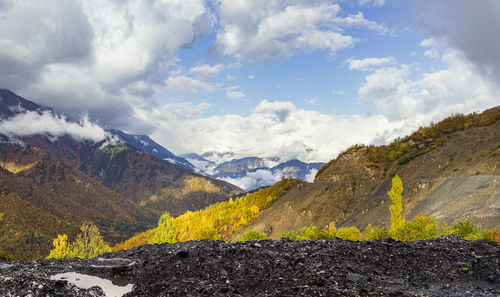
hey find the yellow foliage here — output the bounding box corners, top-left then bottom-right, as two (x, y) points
(336, 227), (362, 241)
(388, 175), (405, 236)
(47, 234), (69, 259)
(182, 177), (219, 194)
(0, 161), (36, 174)
(47, 222), (112, 259)
(120, 178), (301, 248)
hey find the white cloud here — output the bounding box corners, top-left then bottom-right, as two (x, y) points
(335, 12), (392, 35)
(359, 50), (500, 122)
(136, 49), (500, 164)
(226, 89), (245, 99)
(416, 1), (500, 87)
(215, 1), (387, 62)
(247, 75), (255, 80)
(359, 0), (386, 7)
(226, 75), (235, 82)
(0, 111), (110, 143)
(165, 75), (214, 94)
(424, 48), (440, 59)
(0, 0), (212, 129)
(348, 56), (395, 71)
(136, 99), (402, 163)
(189, 64), (224, 79)
(332, 89), (344, 96)
(305, 98), (317, 104)
(419, 38), (440, 47)
(220, 169), (282, 191)
(304, 168), (318, 183)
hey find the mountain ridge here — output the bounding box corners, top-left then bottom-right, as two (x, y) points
(237, 106), (500, 239)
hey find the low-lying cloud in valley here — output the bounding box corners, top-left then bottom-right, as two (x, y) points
(0, 111), (110, 143)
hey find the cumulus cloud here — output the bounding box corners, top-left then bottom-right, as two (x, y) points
(347, 56), (395, 71)
(136, 99), (403, 163)
(189, 64), (224, 79)
(165, 75), (214, 94)
(226, 75), (235, 82)
(214, 0), (388, 62)
(136, 48), (500, 164)
(0, 0), (212, 129)
(226, 89), (245, 99)
(0, 111), (110, 142)
(416, 0), (500, 87)
(424, 48), (440, 59)
(359, 50), (500, 123)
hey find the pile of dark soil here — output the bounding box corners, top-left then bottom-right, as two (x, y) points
(0, 236), (498, 296)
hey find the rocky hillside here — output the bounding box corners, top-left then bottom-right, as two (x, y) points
(240, 107), (500, 239)
(0, 237), (498, 296)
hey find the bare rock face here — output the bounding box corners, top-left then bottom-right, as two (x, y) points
(0, 237), (499, 296)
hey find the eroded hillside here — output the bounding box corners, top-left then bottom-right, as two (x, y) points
(239, 107), (500, 239)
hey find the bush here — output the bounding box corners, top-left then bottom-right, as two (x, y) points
(451, 219), (478, 238)
(465, 229), (499, 241)
(47, 222), (112, 259)
(336, 227), (363, 241)
(0, 250), (14, 261)
(280, 224), (336, 241)
(491, 230), (500, 242)
(240, 230), (268, 241)
(393, 215), (440, 241)
(363, 225), (390, 240)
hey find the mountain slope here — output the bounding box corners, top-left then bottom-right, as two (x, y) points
(0, 143), (156, 258)
(239, 107), (500, 239)
(0, 90), (242, 258)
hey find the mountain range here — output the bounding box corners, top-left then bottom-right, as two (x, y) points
(0, 89), (241, 258)
(1, 88), (499, 260)
(182, 153), (324, 191)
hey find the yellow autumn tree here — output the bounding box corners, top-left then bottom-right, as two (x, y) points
(47, 234), (69, 259)
(388, 175), (405, 238)
(47, 222), (111, 259)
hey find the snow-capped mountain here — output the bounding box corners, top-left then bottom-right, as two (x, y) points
(108, 129), (196, 171)
(182, 153), (325, 191)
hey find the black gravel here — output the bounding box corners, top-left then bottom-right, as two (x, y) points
(0, 236), (499, 296)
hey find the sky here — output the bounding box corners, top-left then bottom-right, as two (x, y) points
(1, 0), (500, 163)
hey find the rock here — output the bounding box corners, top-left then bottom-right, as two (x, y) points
(346, 273), (363, 282)
(0, 238), (499, 296)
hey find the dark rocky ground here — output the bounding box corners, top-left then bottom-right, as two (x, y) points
(0, 236), (499, 296)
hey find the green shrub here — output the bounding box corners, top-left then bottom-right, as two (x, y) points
(336, 227), (363, 241)
(451, 219), (478, 238)
(280, 224), (336, 241)
(465, 229), (499, 241)
(393, 215), (440, 241)
(363, 224), (390, 240)
(240, 230), (268, 241)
